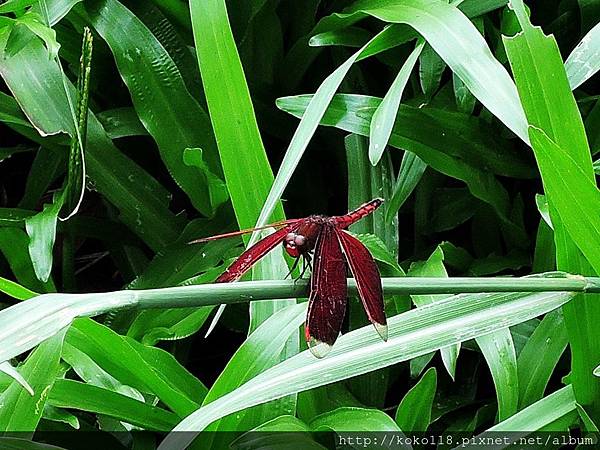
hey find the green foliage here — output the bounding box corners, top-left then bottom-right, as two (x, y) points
(0, 0), (599, 448)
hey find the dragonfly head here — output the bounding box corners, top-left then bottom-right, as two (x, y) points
(283, 232), (307, 258)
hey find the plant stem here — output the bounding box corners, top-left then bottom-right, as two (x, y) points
(123, 275), (600, 309)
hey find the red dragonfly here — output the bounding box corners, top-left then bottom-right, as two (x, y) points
(192, 198), (387, 358)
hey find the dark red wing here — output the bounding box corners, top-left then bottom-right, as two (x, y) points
(217, 222), (301, 283)
(336, 229), (387, 341)
(305, 225), (347, 358)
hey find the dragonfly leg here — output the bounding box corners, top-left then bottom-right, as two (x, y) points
(299, 253), (312, 278)
(285, 257), (302, 280)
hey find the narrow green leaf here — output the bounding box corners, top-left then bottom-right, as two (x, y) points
(66, 318), (200, 417)
(0, 330), (65, 433)
(419, 43), (445, 99)
(159, 290), (573, 449)
(505, 0), (600, 418)
(0, 361), (33, 396)
(565, 22), (600, 89)
(518, 310), (568, 407)
(48, 379), (178, 431)
(312, 407), (401, 432)
(528, 128), (600, 274)
(476, 328), (518, 421)
(409, 247), (459, 380)
(308, 27), (371, 48)
(369, 40), (423, 165)
(189, 0), (284, 230)
(322, 0), (529, 143)
(232, 416), (326, 450)
(0, 438), (67, 450)
(196, 304), (306, 450)
(25, 191), (64, 282)
(0, 276), (37, 300)
(386, 152), (427, 223)
(395, 367), (437, 432)
(456, 386), (576, 449)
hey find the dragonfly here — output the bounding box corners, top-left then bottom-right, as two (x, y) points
(192, 198), (387, 358)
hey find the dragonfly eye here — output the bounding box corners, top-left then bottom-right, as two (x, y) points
(283, 233), (300, 257)
(294, 235), (306, 247)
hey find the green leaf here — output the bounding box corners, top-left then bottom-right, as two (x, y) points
(369, 40), (423, 165)
(308, 27), (371, 48)
(528, 128), (600, 275)
(419, 43), (445, 99)
(0, 276), (37, 300)
(318, 0), (528, 143)
(0, 361), (33, 396)
(504, 0), (600, 417)
(25, 191), (64, 282)
(189, 0), (284, 229)
(312, 406), (401, 432)
(518, 310), (568, 408)
(196, 304), (306, 449)
(476, 328), (518, 421)
(48, 379), (178, 431)
(158, 289), (573, 449)
(395, 367), (437, 432)
(385, 152), (427, 223)
(183, 148), (229, 210)
(409, 247), (459, 380)
(66, 318), (200, 416)
(277, 94), (531, 229)
(0, 438), (67, 450)
(84, 0), (223, 216)
(565, 22), (600, 89)
(459, 385), (577, 449)
(0, 330), (66, 433)
(0, 227), (55, 292)
(0, 30), (183, 250)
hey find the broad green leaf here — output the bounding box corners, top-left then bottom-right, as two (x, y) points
(528, 128), (600, 275)
(13, 12), (60, 59)
(518, 310), (568, 407)
(409, 247), (459, 380)
(312, 406), (401, 432)
(48, 379), (178, 430)
(84, 0), (223, 216)
(369, 40), (423, 165)
(505, 0), (600, 416)
(183, 148), (228, 211)
(96, 107), (148, 139)
(158, 289), (573, 449)
(565, 22), (600, 89)
(476, 328), (518, 421)
(0, 330), (65, 433)
(189, 0), (284, 230)
(19, 146), (65, 210)
(395, 367), (437, 432)
(0, 0), (38, 13)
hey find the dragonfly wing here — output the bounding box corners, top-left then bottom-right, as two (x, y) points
(336, 229), (387, 341)
(217, 222), (301, 283)
(305, 225), (347, 358)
